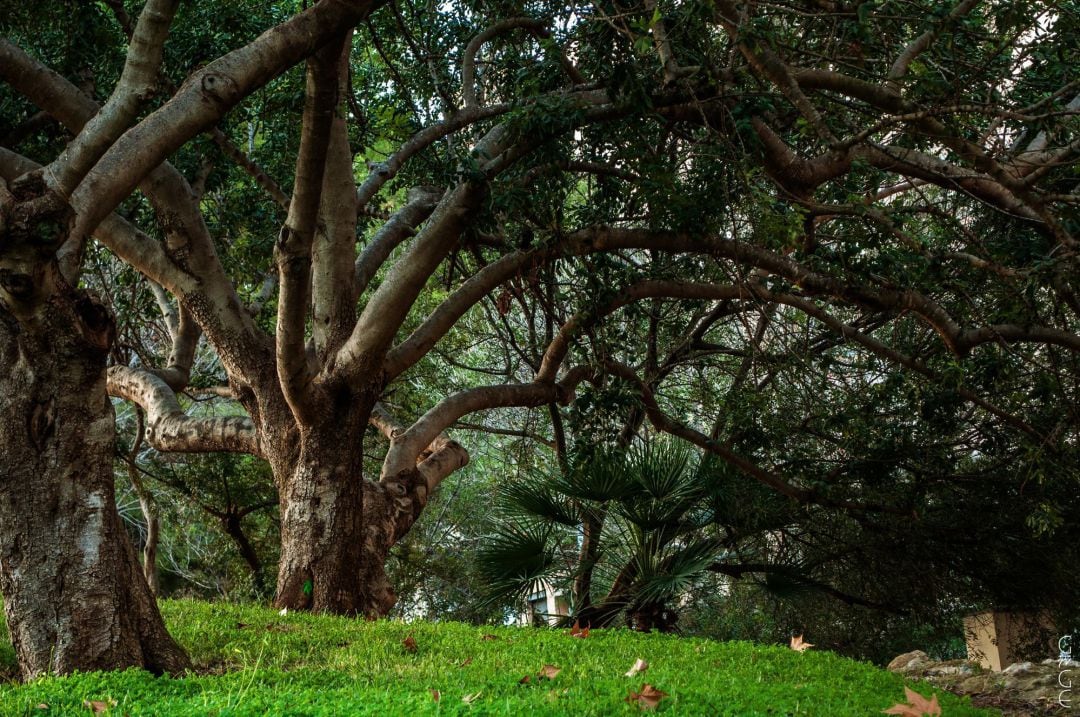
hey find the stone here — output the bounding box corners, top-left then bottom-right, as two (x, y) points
(887, 650), (929, 673)
(1003, 661), (1034, 675)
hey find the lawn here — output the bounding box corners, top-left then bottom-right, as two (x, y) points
(0, 600), (995, 715)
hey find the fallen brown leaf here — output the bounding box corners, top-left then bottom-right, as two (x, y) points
(538, 664), (561, 680)
(625, 658), (649, 677)
(626, 684), (667, 710)
(83, 700), (115, 714)
(34, 705), (48, 712)
(458, 657), (473, 668)
(430, 690), (441, 703)
(883, 687), (942, 716)
(403, 634), (418, 653)
(480, 634), (498, 641)
(462, 691), (482, 704)
(518, 674), (532, 684)
(569, 620), (590, 639)
(789, 634), (813, 652)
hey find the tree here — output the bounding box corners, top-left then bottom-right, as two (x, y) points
(2, 0), (1077, 658)
(479, 440), (738, 632)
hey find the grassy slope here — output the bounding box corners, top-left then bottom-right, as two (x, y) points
(0, 600), (996, 716)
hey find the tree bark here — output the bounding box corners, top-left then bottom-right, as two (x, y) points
(267, 395), (394, 615)
(0, 179), (189, 679)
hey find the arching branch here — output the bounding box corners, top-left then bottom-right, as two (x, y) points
(108, 366), (259, 455)
(462, 17), (550, 109)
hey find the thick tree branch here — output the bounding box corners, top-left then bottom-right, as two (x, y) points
(312, 36), (360, 360)
(47, 0), (180, 197)
(380, 367), (592, 480)
(275, 35), (348, 426)
(108, 366), (259, 455)
(0, 41), (272, 385)
(353, 186), (442, 300)
(66, 0), (385, 241)
(150, 302), (201, 392)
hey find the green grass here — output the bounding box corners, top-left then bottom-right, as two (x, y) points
(0, 600), (996, 716)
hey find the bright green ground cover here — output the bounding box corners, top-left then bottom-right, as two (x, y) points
(0, 600), (995, 716)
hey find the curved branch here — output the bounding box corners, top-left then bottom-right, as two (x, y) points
(150, 301), (201, 392)
(68, 0), (384, 240)
(886, 0), (980, 85)
(388, 225), (1080, 384)
(0, 39), (272, 385)
(462, 17), (550, 109)
(48, 0), (180, 197)
(108, 366), (259, 455)
(380, 367), (592, 480)
(354, 186), (442, 299)
(370, 403), (469, 493)
(355, 102), (513, 207)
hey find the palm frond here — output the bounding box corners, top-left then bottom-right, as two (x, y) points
(475, 522), (558, 602)
(499, 478), (579, 526)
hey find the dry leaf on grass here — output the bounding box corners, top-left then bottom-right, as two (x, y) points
(403, 634), (418, 653)
(789, 634), (813, 652)
(430, 690), (441, 702)
(480, 634), (498, 641)
(539, 664), (561, 680)
(83, 700), (115, 714)
(458, 657), (473, 668)
(883, 687), (942, 716)
(625, 684), (668, 710)
(569, 620), (590, 639)
(625, 658), (649, 677)
(34, 705), (48, 712)
(521, 664), (562, 684)
(462, 691), (482, 704)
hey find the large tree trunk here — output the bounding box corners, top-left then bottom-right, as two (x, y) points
(0, 293), (189, 678)
(269, 399), (399, 616)
(263, 388), (452, 617)
(0, 181), (189, 679)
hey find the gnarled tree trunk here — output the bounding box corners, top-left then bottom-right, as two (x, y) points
(0, 184), (188, 679)
(264, 392), (464, 617)
(0, 292), (189, 678)
(267, 398), (385, 615)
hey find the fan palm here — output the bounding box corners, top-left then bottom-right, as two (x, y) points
(477, 439), (741, 631)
